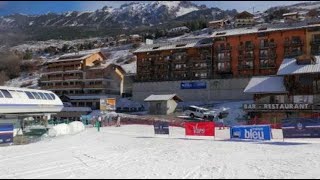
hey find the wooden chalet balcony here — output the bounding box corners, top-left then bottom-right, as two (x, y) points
(84, 84), (105, 89)
(215, 56), (231, 62)
(216, 68), (231, 73)
(44, 68), (64, 73)
(64, 75), (82, 80)
(238, 64), (254, 70)
(238, 55), (254, 61)
(259, 42), (277, 49)
(238, 44), (254, 51)
(284, 40), (303, 47)
(64, 67), (81, 71)
(310, 39), (320, 45)
(259, 54), (277, 60)
(215, 46), (232, 52)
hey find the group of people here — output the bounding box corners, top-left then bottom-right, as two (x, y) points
(95, 114), (121, 127)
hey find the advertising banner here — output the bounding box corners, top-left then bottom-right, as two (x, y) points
(181, 82), (207, 89)
(0, 124), (14, 144)
(282, 118), (320, 138)
(106, 98), (116, 111)
(100, 98), (116, 111)
(230, 125), (272, 140)
(185, 122), (215, 136)
(154, 121), (169, 135)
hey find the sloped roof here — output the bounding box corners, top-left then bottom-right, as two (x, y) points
(134, 38), (212, 53)
(244, 76), (287, 94)
(235, 11), (254, 19)
(283, 12), (299, 16)
(277, 56), (320, 75)
(144, 94), (183, 102)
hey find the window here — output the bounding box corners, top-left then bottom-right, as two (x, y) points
(44, 93), (53, 100)
(31, 92), (41, 99)
(25, 91), (35, 99)
(38, 92), (48, 100)
(0, 91), (3, 98)
(0, 90), (12, 98)
(50, 94), (56, 100)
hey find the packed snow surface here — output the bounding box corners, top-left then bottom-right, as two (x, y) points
(1, 125), (320, 178)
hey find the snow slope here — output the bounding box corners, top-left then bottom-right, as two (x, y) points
(0, 125), (320, 179)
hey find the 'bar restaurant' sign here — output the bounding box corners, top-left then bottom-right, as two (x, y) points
(243, 104), (312, 111)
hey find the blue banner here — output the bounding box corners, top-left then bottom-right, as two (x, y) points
(154, 121), (169, 135)
(230, 125), (272, 140)
(282, 118), (320, 138)
(181, 82), (207, 89)
(0, 124), (13, 144)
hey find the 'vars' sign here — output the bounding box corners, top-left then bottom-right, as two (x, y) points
(185, 122), (215, 136)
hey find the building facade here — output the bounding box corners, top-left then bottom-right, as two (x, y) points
(134, 38), (213, 82)
(235, 11), (255, 27)
(40, 51), (127, 98)
(243, 55), (320, 122)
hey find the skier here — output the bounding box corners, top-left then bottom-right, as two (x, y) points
(116, 115), (121, 127)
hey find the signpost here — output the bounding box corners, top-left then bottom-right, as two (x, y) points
(230, 125), (272, 140)
(181, 82), (207, 89)
(243, 103), (313, 111)
(154, 121), (169, 135)
(282, 118), (320, 138)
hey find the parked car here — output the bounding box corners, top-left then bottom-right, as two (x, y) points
(184, 105), (214, 120)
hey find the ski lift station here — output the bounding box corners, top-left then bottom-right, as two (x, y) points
(0, 86), (63, 132)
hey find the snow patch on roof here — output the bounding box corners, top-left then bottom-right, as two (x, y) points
(244, 76), (287, 94)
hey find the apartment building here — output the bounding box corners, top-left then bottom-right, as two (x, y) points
(40, 51), (127, 98)
(134, 38), (213, 82)
(211, 24), (307, 78)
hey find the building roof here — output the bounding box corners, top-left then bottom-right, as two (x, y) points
(283, 12), (299, 17)
(65, 95), (118, 100)
(210, 19), (320, 38)
(277, 56), (320, 75)
(144, 94), (183, 102)
(134, 38), (212, 53)
(45, 50), (105, 64)
(208, 19), (224, 24)
(235, 11), (254, 19)
(244, 76), (288, 94)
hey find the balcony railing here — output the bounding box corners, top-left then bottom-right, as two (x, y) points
(215, 46), (232, 52)
(64, 75), (82, 80)
(259, 42), (277, 49)
(284, 41), (303, 47)
(215, 56), (231, 61)
(238, 44), (254, 51)
(310, 39), (320, 45)
(238, 65), (254, 70)
(84, 84), (105, 89)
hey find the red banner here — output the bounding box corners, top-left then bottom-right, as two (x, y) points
(185, 122), (215, 136)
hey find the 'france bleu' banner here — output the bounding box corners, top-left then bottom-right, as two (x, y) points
(0, 124), (14, 144)
(181, 82), (207, 89)
(230, 125), (272, 140)
(282, 118), (320, 138)
(154, 121), (169, 135)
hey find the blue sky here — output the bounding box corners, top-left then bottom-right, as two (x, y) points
(0, 1), (310, 16)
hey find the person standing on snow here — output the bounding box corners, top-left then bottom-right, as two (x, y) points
(116, 115), (121, 127)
